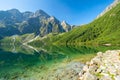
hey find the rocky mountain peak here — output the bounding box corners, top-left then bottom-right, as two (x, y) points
(61, 20), (71, 32)
(22, 11), (34, 18)
(5, 9), (23, 22)
(47, 16), (60, 24)
(34, 9), (50, 18)
(49, 16), (55, 21)
(97, 0), (120, 18)
(61, 20), (67, 26)
(7, 9), (21, 16)
(48, 16), (56, 21)
(7, 9), (21, 15)
(0, 9), (72, 38)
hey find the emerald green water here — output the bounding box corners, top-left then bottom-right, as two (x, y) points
(0, 44), (119, 80)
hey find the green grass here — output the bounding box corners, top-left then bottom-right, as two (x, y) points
(28, 33), (65, 47)
(53, 3), (120, 45)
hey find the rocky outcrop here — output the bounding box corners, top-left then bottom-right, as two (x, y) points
(61, 20), (71, 32)
(79, 50), (120, 80)
(97, 0), (120, 18)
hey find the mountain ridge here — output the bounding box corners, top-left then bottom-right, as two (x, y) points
(0, 9), (72, 39)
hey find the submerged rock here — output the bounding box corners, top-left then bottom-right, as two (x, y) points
(79, 50), (120, 80)
(47, 62), (84, 80)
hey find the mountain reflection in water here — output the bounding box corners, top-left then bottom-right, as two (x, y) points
(0, 43), (119, 79)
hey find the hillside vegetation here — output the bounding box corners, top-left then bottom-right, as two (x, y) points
(54, 3), (120, 45)
(3, 3), (120, 46)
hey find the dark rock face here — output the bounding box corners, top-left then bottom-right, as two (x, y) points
(22, 11), (34, 20)
(34, 10), (50, 18)
(0, 9), (72, 37)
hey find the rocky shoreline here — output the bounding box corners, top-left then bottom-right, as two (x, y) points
(79, 50), (120, 80)
(1, 50), (120, 80)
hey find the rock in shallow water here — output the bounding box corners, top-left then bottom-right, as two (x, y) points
(47, 62), (84, 80)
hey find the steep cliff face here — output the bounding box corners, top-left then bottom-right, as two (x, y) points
(39, 16), (65, 36)
(0, 9), (72, 38)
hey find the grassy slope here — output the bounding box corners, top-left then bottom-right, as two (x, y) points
(54, 3), (120, 45)
(28, 33), (65, 47)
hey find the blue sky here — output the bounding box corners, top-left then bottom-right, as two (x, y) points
(0, 0), (113, 25)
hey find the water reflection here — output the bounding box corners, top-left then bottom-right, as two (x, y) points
(0, 43), (120, 79)
(0, 44), (67, 79)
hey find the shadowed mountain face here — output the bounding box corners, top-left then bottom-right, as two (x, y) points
(0, 9), (72, 38)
